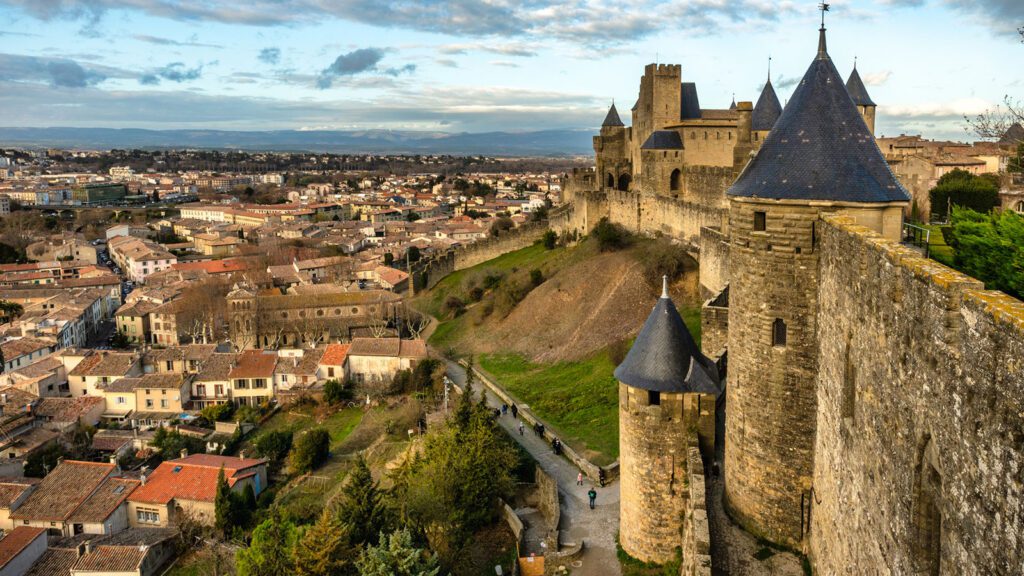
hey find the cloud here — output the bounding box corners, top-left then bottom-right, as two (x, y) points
(491, 61), (520, 68)
(139, 62), (204, 85)
(1, 0), (802, 47)
(439, 43), (537, 57)
(435, 59), (458, 68)
(944, 0), (1024, 36)
(133, 34), (223, 48)
(862, 70), (892, 86)
(316, 48), (414, 88)
(258, 47), (280, 65)
(0, 53), (130, 87)
(0, 79), (605, 133)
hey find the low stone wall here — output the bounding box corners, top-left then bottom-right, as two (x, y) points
(700, 286), (728, 359)
(680, 446), (713, 576)
(503, 500), (525, 548)
(535, 466), (560, 540)
(465, 361), (619, 483)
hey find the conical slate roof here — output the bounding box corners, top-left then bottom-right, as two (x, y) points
(614, 278), (721, 394)
(728, 28), (909, 203)
(752, 77), (782, 131)
(602, 103), (624, 127)
(729, 96), (737, 110)
(846, 66), (875, 107)
(999, 123), (1024, 145)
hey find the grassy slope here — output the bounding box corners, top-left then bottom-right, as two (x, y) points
(925, 224), (955, 267)
(416, 240), (702, 465)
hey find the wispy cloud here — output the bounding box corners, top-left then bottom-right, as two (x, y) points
(258, 47), (280, 65)
(316, 48), (414, 88)
(862, 70), (892, 86)
(439, 43), (537, 57)
(139, 62), (204, 85)
(0, 53), (132, 87)
(133, 34), (223, 48)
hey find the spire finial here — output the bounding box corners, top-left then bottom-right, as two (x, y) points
(661, 275), (669, 299)
(853, 55), (857, 69)
(767, 55), (772, 80)
(818, 3), (830, 59)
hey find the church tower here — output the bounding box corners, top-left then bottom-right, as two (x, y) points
(846, 63), (877, 135)
(615, 278), (721, 563)
(723, 25), (908, 548)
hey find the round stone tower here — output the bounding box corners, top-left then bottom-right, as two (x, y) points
(615, 278), (721, 563)
(722, 26), (909, 548)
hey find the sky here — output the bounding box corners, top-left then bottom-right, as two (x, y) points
(0, 0), (1020, 141)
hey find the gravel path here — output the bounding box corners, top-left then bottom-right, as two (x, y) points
(444, 360), (622, 576)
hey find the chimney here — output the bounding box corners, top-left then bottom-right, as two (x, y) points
(77, 542), (86, 558)
(180, 448), (188, 459)
(238, 449), (246, 459)
(84, 541), (92, 555)
(1, 393), (7, 404)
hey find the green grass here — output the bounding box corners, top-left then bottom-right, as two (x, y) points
(924, 224), (955, 267)
(478, 349), (620, 465)
(254, 405), (364, 452)
(414, 242), (566, 319)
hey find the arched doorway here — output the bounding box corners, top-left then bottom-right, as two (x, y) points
(617, 173), (631, 192)
(670, 169), (681, 192)
(606, 173), (615, 188)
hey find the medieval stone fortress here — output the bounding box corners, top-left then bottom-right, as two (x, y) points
(557, 20), (1024, 576)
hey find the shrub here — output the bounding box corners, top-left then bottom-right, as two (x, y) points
(490, 217), (514, 237)
(542, 229), (557, 249)
(593, 217), (630, 251)
(441, 296), (465, 318)
(252, 430), (293, 465)
(467, 286), (484, 302)
(928, 169), (999, 220)
(482, 271), (504, 290)
(201, 403), (235, 423)
(291, 428), (331, 474)
(529, 268), (544, 287)
(608, 338), (630, 366)
(323, 379), (353, 405)
(638, 238), (694, 285)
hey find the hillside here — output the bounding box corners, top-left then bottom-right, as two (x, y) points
(413, 235), (701, 464)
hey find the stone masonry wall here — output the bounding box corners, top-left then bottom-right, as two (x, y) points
(619, 383), (690, 563)
(698, 226), (730, 299)
(681, 447), (713, 576)
(810, 215), (1024, 574)
(701, 287), (728, 359)
(724, 199), (822, 547)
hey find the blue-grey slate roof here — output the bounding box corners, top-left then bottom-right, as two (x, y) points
(602, 104), (624, 127)
(728, 29), (909, 204)
(846, 67), (875, 107)
(680, 83), (701, 120)
(641, 130), (684, 150)
(752, 78), (782, 131)
(614, 288), (720, 394)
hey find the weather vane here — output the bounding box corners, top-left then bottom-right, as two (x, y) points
(819, 3), (830, 28)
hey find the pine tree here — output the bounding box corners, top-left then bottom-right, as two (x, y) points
(213, 467), (232, 538)
(236, 512), (298, 576)
(335, 455), (388, 546)
(355, 529), (440, 576)
(293, 510), (355, 576)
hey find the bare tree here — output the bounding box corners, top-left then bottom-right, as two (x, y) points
(966, 96), (1024, 141)
(367, 299), (391, 339)
(402, 304), (429, 339)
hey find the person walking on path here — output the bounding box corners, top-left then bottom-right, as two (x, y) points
(511, 404), (518, 418)
(518, 421), (524, 436)
(588, 488), (597, 510)
(577, 472), (584, 486)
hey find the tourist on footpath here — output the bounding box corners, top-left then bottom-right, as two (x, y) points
(588, 488), (597, 510)
(511, 404), (518, 418)
(577, 472), (584, 486)
(518, 421), (524, 436)
(501, 403), (508, 415)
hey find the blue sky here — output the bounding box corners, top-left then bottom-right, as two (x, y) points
(0, 0), (1020, 140)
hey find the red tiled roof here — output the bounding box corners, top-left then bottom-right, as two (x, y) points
(0, 527), (46, 570)
(171, 258), (250, 275)
(228, 350), (277, 379)
(320, 343), (350, 366)
(11, 461), (116, 522)
(128, 455), (266, 505)
(72, 546), (147, 572)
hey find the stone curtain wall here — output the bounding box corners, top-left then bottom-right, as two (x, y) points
(700, 288), (728, 359)
(454, 221), (548, 270)
(698, 226), (730, 300)
(681, 447), (713, 576)
(810, 214), (1024, 574)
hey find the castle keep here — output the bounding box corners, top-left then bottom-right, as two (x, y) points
(578, 23), (1024, 574)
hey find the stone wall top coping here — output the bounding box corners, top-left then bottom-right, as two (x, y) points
(822, 213), (1024, 335)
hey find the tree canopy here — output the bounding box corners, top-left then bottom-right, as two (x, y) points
(947, 206), (1024, 299)
(928, 169), (1000, 220)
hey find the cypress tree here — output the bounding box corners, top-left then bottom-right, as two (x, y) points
(335, 455), (388, 546)
(293, 510), (356, 576)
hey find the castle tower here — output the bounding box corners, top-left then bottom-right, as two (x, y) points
(639, 130), (685, 198)
(615, 277), (721, 563)
(630, 64), (682, 175)
(846, 63), (877, 135)
(723, 25), (908, 548)
(595, 103), (631, 191)
(751, 72), (782, 146)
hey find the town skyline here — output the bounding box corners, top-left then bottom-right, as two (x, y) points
(0, 0), (1021, 141)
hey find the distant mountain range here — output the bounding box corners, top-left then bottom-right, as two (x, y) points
(0, 127), (597, 157)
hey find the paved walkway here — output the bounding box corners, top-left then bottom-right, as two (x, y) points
(444, 360), (622, 576)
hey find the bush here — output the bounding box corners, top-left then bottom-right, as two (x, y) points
(482, 271), (504, 290)
(201, 403), (235, 423)
(467, 285), (484, 302)
(390, 369), (412, 393)
(947, 206), (1024, 299)
(593, 217), (630, 252)
(490, 217), (514, 237)
(928, 169), (999, 220)
(608, 338), (630, 366)
(291, 428), (330, 474)
(441, 296), (465, 318)
(323, 379), (353, 405)
(252, 430), (293, 466)
(638, 238), (693, 286)
(529, 268), (544, 287)
(542, 229), (557, 249)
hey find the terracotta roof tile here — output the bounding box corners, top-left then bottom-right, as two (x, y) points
(129, 455), (266, 505)
(320, 343), (350, 366)
(72, 545), (147, 572)
(11, 461), (116, 522)
(67, 477), (139, 524)
(228, 350), (277, 379)
(0, 527), (46, 570)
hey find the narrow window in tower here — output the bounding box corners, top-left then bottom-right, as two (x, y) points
(648, 390), (661, 406)
(772, 318), (787, 347)
(913, 439), (943, 576)
(842, 336), (856, 421)
(754, 211), (767, 231)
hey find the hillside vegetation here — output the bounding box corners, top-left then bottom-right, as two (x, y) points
(412, 225), (701, 463)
